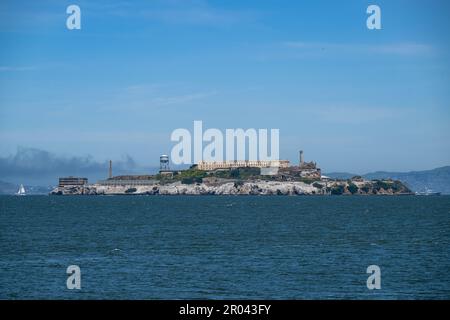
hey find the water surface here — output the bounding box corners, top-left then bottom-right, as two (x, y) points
(0, 195), (449, 299)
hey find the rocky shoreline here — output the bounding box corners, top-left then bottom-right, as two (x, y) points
(50, 179), (413, 196)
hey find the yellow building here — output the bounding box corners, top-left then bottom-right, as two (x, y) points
(197, 160), (290, 171)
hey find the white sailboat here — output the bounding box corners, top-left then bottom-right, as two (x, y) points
(16, 184), (26, 196)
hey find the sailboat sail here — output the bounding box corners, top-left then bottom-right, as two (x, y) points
(16, 184), (26, 195)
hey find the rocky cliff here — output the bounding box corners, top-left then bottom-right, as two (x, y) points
(50, 179), (412, 196)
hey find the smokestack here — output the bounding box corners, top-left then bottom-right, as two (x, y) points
(109, 160), (112, 179)
(299, 150), (304, 167)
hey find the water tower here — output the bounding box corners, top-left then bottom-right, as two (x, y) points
(160, 154), (170, 171)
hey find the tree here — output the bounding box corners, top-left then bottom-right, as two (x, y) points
(347, 183), (359, 194)
(331, 185), (345, 195)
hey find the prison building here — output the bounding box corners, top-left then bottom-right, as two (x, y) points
(197, 160), (290, 171)
(58, 176), (88, 187)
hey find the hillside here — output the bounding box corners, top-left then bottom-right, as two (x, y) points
(325, 166), (450, 194)
(0, 180), (18, 195)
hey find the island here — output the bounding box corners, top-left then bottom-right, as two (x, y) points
(51, 156), (412, 196)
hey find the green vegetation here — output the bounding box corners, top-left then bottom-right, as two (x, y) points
(373, 180), (393, 191)
(210, 170), (229, 179)
(177, 169), (207, 180)
(174, 169), (207, 184)
(390, 180), (408, 192)
(232, 167), (260, 179)
(331, 185), (345, 195)
(181, 177), (203, 184)
(313, 182), (323, 189)
(230, 169), (240, 179)
(208, 167), (260, 180)
(154, 167), (326, 184)
(368, 179), (410, 193)
(347, 183), (359, 194)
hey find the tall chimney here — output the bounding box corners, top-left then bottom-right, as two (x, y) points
(299, 150), (304, 167)
(109, 160), (112, 179)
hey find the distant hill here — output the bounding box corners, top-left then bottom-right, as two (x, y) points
(322, 172), (357, 180)
(0, 180), (18, 195)
(0, 180), (53, 195)
(325, 166), (450, 194)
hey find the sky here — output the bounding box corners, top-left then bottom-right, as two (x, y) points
(0, 0), (450, 184)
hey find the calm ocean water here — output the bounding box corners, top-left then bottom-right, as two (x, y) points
(0, 195), (449, 299)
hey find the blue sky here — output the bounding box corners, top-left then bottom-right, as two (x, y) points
(1, 0), (449, 177)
